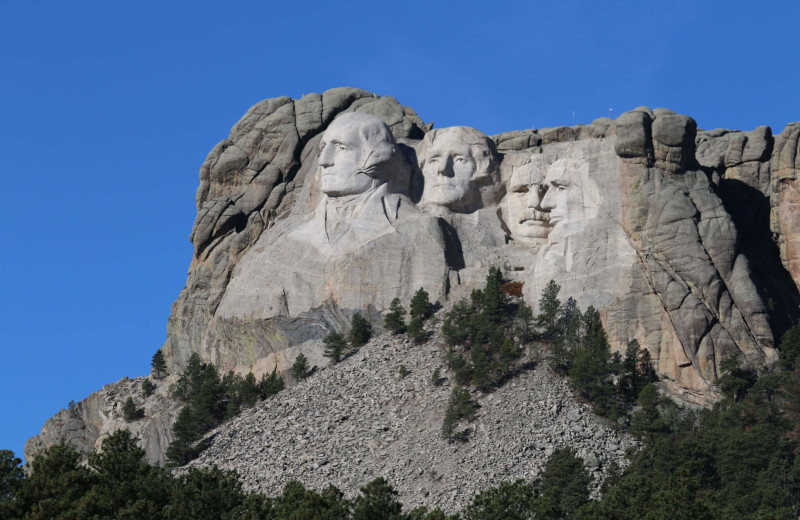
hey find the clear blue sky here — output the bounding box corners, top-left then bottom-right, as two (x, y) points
(2, 0), (798, 462)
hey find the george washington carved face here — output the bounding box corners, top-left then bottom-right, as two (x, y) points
(318, 112), (406, 198)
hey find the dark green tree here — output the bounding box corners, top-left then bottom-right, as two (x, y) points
(534, 447), (591, 519)
(470, 343), (492, 391)
(481, 266), (506, 324)
(513, 300), (535, 343)
(323, 331), (348, 363)
(0, 450), (24, 517)
(141, 378), (155, 397)
(152, 349), (167, 379)
(407, 316), (427, 344)
(462, 479), (536, 520)
(352, 477), (404, 520)
(269, 480), (351, 519)
(536, 280), (562, 338)
(569, 307), (618, 416)
(410, 287), (433, 321)
(442, 299), (473, 346)
(717, 353), (757, 402)
(384, 297), (407, 334)
(259, 368), (285, 399)
(164, 466), (249, 520)
(441, 386), (479, 441)
(780, 323), (800, 370)
(290, 353), (310, 381)
(349, 311), (373, 347)
(123, 396), (138, 421)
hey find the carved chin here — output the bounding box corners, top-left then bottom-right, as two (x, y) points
(423, 185), (471, 206)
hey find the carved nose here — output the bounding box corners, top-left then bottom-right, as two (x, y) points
(527, 187), (542, 209)
(319, 146), (334, 167)
(437, 158), (454, 177)
(540, 188), (555, 210)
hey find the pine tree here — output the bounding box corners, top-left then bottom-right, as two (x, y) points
(410, 287), (433, 321)
(323, 331), (348, 363)
(290, 353), (310, 381)
(533, 447), (591, 519)
(349, 312), (373, 347)
(259, 368), (285, 398)
(122, 397), (138, 421)
(513, 300), (535, 344)
(384, 298), (407, 334)
(536, 280), (562, 338)
(151, 350), (167, 379)
(482, 266), (505, 324)
(471, 343), (492, 391)
(141, 378), (155, 397)
(407, 316), (426, 344)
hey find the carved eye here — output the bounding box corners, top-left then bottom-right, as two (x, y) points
(512, 185), (528, 193)
(428, 158), (439, 164)
(454, 156), (467, 164)
(336, 144), (348, 152)
(557, 185), (567, 192)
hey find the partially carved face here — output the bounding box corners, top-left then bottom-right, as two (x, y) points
(540, 158), (596, 239)
(419, 127), (496, 213)
(318, 118), (373, 197)
(505, 160), (551, 244)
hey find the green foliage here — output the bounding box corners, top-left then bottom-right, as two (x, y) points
(324, 331), (348, 363)
(462, 479), (536, 520)
(407, 316), (427, 344)
(431, 367), (443, 386)
(0, 450), (24, 517)
(290, 353), (310, 381)
(534, 447), (591, 519)
(349, 311), (373, 348)
(384, 297), (407, 334)
(399, 365), (410, 378)
(536, 279), (561, 339)
(151, 349), (167, 379)
(717, 353), (757, 401)
(222, 370), (261, 420)
(141, 377), (155, 397)
(352, 477), (404, 520)
(780, 323), (800, 370)
(410, 287), (433, 321)
(442, 386), (479, 442)
(259, 368), (285, 399)
(442, 299), (472, 346)
(123, 396), (139, 421)
(513, 300), (535, 343)
(481, 266), (506, 324)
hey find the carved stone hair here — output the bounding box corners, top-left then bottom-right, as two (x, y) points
(418, 126), (499, 183)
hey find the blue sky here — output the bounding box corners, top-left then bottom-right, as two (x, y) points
(1, 0), (798, 462)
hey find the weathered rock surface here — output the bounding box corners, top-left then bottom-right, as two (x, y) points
(184, 326), (636, 513)
(28, 88), (800, 465)
(24, 375), (181, 466)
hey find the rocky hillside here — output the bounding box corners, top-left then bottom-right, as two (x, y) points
(184, 325), (636, 513)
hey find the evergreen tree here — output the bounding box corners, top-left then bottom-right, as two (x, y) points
(123, 396), (138, 421)
(442, 299), (473, 346)
(152, 349), (167, 379)
(290, 353), (310, 381)
(462, 479), (536, 520)
(323, 331), (348, 363)
(534, 447), (591, 519)
(410, 287), (433, 321)
(141, 378), (155, 397)
(384, 297), (407, 334)
(569, 307), (618, 416)
(352, 477), (404, 520)
(470, 343), (492, 391)
(536, 280), (562, 338)
(349, 312), (373, 347)
(259, 368), (285, 399)
(780, 323), (800, 370)
(0, 450), (24, 517)
(441, 386), (479, 441)
(481, 266), (505, 324)
(549, 297), (581, 374)
(513, 300), (535, 343)
(717, 353), (757, 401)
(407, 316), (427, 344)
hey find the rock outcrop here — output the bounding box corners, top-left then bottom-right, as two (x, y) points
(27, 88), (800, 464)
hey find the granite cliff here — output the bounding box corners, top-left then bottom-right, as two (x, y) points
(26, 87), (800, 466)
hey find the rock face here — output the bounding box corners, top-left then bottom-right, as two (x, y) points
(184, 328), (636, 513)
(27, 87), (800, 464)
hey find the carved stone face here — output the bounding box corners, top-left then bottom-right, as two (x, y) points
(505, 161), (551, 244)
(419, 127), (497, 213)
(540, 158), (597, 239)
(318, 118), (374, 197)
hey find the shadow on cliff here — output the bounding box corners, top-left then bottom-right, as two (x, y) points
(718, 178), (800, 341)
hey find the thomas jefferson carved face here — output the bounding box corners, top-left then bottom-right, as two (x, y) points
(505, 158), (551, 245)
(419, 127), (497, 213)
(318, 113), (405, 198)
(539, 158), (598, 240)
